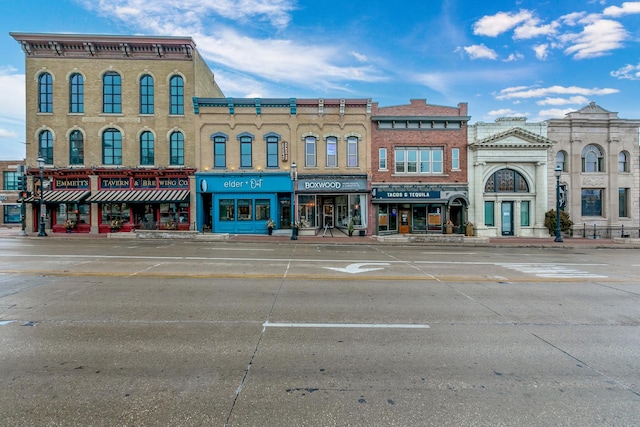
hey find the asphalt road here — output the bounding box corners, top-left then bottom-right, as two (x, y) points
(0, 238), (639, 426)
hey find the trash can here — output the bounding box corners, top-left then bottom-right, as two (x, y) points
(291, 226), (298, 240)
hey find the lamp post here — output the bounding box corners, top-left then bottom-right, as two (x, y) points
(554, 165), (563, 243)
(290, 162), (298, 240)
(37, 156), (47, 237)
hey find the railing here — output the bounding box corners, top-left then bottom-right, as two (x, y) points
(579, 223), (637, 239)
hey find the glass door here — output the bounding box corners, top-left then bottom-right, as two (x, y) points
(501, 201), (513, 236)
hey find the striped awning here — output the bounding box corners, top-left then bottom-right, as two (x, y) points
(86, 189), (190, 203)
(25, 190), (90, 203)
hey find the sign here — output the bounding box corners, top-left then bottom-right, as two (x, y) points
(158, 177), (189, 189)
(134, 177), (157, 188)
(100, 177), (131, 189)
(55, 178), (90, 189)
(298, 178), (367, 192)
(372, 187), (441, 200)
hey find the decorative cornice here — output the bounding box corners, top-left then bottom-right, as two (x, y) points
(470, 127), (554, 148)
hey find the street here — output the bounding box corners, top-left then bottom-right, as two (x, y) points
(0, 237), (639, 426)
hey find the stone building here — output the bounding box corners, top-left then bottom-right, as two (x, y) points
(10, 32), (224, 234)
(548, 102), (640, 238)
(370, 99), (470, 235)
(468, 117), (554, 238)
(192, 97), (372, 235)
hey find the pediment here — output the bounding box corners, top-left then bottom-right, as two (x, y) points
(471, 127), (554, 149)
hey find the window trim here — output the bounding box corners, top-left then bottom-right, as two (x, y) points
(169, 74), (184, 115)
(170, 131), (185, 166)
(379, 148), (387, 170)
(326, 136), (338, 168)
(140, 131), (155, 166)
(102, 128), (123, 165)
(394, 147), (444, 174)
(212, 132), (228, 169)
(102, 71), (122, 114)
(347, 136), (358, 167)
(69, 129), (84, 165)
(140, 74), (154, 115)
(38, 72), (53, 113)
(69, 73), (84, 114)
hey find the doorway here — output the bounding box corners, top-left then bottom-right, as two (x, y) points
(501, 201), (514, 236)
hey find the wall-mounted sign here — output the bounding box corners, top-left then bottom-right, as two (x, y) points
(372, 187), (441, 200)
(55, 178), (90, 189)
(100, 177), (131, 189)
(158, 177), (189, 189)
(281, 141), (288, 162)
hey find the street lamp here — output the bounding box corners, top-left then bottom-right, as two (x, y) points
(554, 165), (563, 243)
(37, 156), (47, 237)
(290, 162), (298, 240)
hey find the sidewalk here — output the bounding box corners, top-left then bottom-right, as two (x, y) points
(3, 226), (640, 248)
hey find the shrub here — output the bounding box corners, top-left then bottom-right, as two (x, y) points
(544, 209), (573, 235)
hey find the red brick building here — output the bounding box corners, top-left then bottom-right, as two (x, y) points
(370, 99), (470, 235)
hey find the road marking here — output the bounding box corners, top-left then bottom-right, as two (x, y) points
(498, 263), (607, 278)
(264, 321), (429, 329)
(324, 262), (390, 274)
(0, 320), (15, 326)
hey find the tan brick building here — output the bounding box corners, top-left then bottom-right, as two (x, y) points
(10, 32), (223, 234)
(193, 97), (372, 235)
(371, 99), (470, 235)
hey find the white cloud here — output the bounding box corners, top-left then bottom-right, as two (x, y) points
(495, 85), (619, 100)
(603, 2), (640, 17)
(458, 44), (498, 60)
(350, 51), (369, 63)
(611, 63), (640, 80)
(533, 44), (549, 60)
(513, 19), (559, 39)
(473, 10), (533, 37)
(560, 19), (629, 59)
(485, 108), (527, 118)
(536, 96), (590, 105)
(538, 108), (575, 119)
(503, 52), (524, 62)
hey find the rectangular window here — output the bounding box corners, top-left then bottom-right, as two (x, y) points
(3, 171), (18, 191)
(214, 137), (226, 168)
(255, 199), (270, 221)
(240, 137), (252, 168)
(347, 136), (358, 167)
(619, 188), (629, 217)
(3, 205), (21, 224)
(266, 137), (278, 168)
(484, 201), (495, 226)
(305, 136), (316, 167)
(237, 199), (252, 220)
(521, 201), (530, 226)
(326, 137), (337, 167)
(219, 199), (235, 221)
(379, 148), (387, 170)
(452, 148), (460, 170)
(581, 189), (603, 216)
(395, 147), (444, 174)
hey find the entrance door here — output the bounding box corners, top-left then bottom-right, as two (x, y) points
(501, 202), (514, 236)
(399, 209), (410, 234)
(323, 204), (334, 228)
(279, 199), (291, 229)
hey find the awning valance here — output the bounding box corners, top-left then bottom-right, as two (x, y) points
(86, 189), (190, 203)
(25, 190), (90, 203)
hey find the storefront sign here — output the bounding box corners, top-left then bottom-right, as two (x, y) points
(196, 173), (293, 193)
(100, 177), (131, 189)
(134, 178), (157, 188)
(298, 179), (367, 192)
(372, 187), (441, 200)
(158, 177), (189, 188)
(55, 178), (90, 189)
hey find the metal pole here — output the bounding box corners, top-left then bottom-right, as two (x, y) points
(554, 168), (563, 243)
(38, 158), (47, 237)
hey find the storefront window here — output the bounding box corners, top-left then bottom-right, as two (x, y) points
(101, 203), (129, 224)
(255, 199), (270, 221)
(350, 194), (366, 227)
(219, 199), (234, 221)
(57, 203), (90, 226)
(484, 201), (495, 226)
(521, 201), (530, 226)
(238, 199), (252, 220)
(298, 195), (316, 228)
(412, 204), (427, 232)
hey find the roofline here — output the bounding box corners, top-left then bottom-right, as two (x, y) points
(9, 32), (195, 46)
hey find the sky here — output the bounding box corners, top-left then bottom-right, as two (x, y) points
(1, 0), (640, 160)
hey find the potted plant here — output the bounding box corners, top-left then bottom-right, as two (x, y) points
(64, 219), (76, 233)
(444, 220), (454, 234)
(266, 218), (275, 235)
(110, 218), (123, 232)
(348, 219), (355, 236)
(465, 222), (474, 236)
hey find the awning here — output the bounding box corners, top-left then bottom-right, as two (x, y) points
(25, 190), (90, 203)
(86, 189), (190, 203)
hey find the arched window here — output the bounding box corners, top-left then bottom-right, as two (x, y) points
(169, 75), (184, 115)
(305, 136), (317, 167)
(211, 132), (228, 168)
(484, 169), (530, 192)
(618, 151), (629, 173)
(140, 131), (154, 165)
(326, 136), (338, 167)
(581, 144), (604, 172)
(103, 72), (122, 113)
(170, 131), (184, 165)
(69, 73), (84, 113)
(140, 74), (154, 114)
(69, 130), (84, 165)
(347, 136), (358, 167)
(38, 72), (53, 113)
(38, 130), (54, 164)
(102, 128), (122, 165)
(556, 150), (567, 172)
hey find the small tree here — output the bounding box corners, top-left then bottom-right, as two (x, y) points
(544, 209), (573, 235)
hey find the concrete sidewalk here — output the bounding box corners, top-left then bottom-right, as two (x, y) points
(3, 225), (640, 248)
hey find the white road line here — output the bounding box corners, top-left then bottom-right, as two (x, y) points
(498, 263), (607, 279)
(264, 321), (429, 329)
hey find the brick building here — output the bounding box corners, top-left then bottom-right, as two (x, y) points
(370, 99), (470, 235)
(10, 32), (224, 234)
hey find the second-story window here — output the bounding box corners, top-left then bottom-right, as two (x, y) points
(305, 136), (317, 167)
(265, 134), (279, 168)
(140, 131), (154, 165)
(38, 72), (53, 113)
(69, 130), (84, 165)
(69, 73), (84, 113)
(239, 134), (253, 168)
(582, 144), (604, 172)
(452, 148), (460, 170)
(212, 133), (227, 168)
(395, 147), (443, 174)
(170, 75), (184, 115)
(103, 72), (122, 113)
(39, 130), (54, 164)
(379, 148), (387, 170)
(102, 128), (122, 165)
(140, 74), (154, 114)
(326, 136), (337, 167)
(170, 132), (185, 165)
(347, 136), (358, 167)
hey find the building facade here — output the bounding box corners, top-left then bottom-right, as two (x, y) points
(468, 117), (553, 238)
(1, 160), (25, 228)
(193, 97), (372, 235)
(370, 99), (470, 235)
(11, 32), (224, 234)
(548, 102), (640, 237)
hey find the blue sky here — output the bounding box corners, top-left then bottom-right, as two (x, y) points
(1, 0), (640, 160)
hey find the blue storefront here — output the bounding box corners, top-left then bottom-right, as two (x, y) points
(196, 172), (294, 234)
